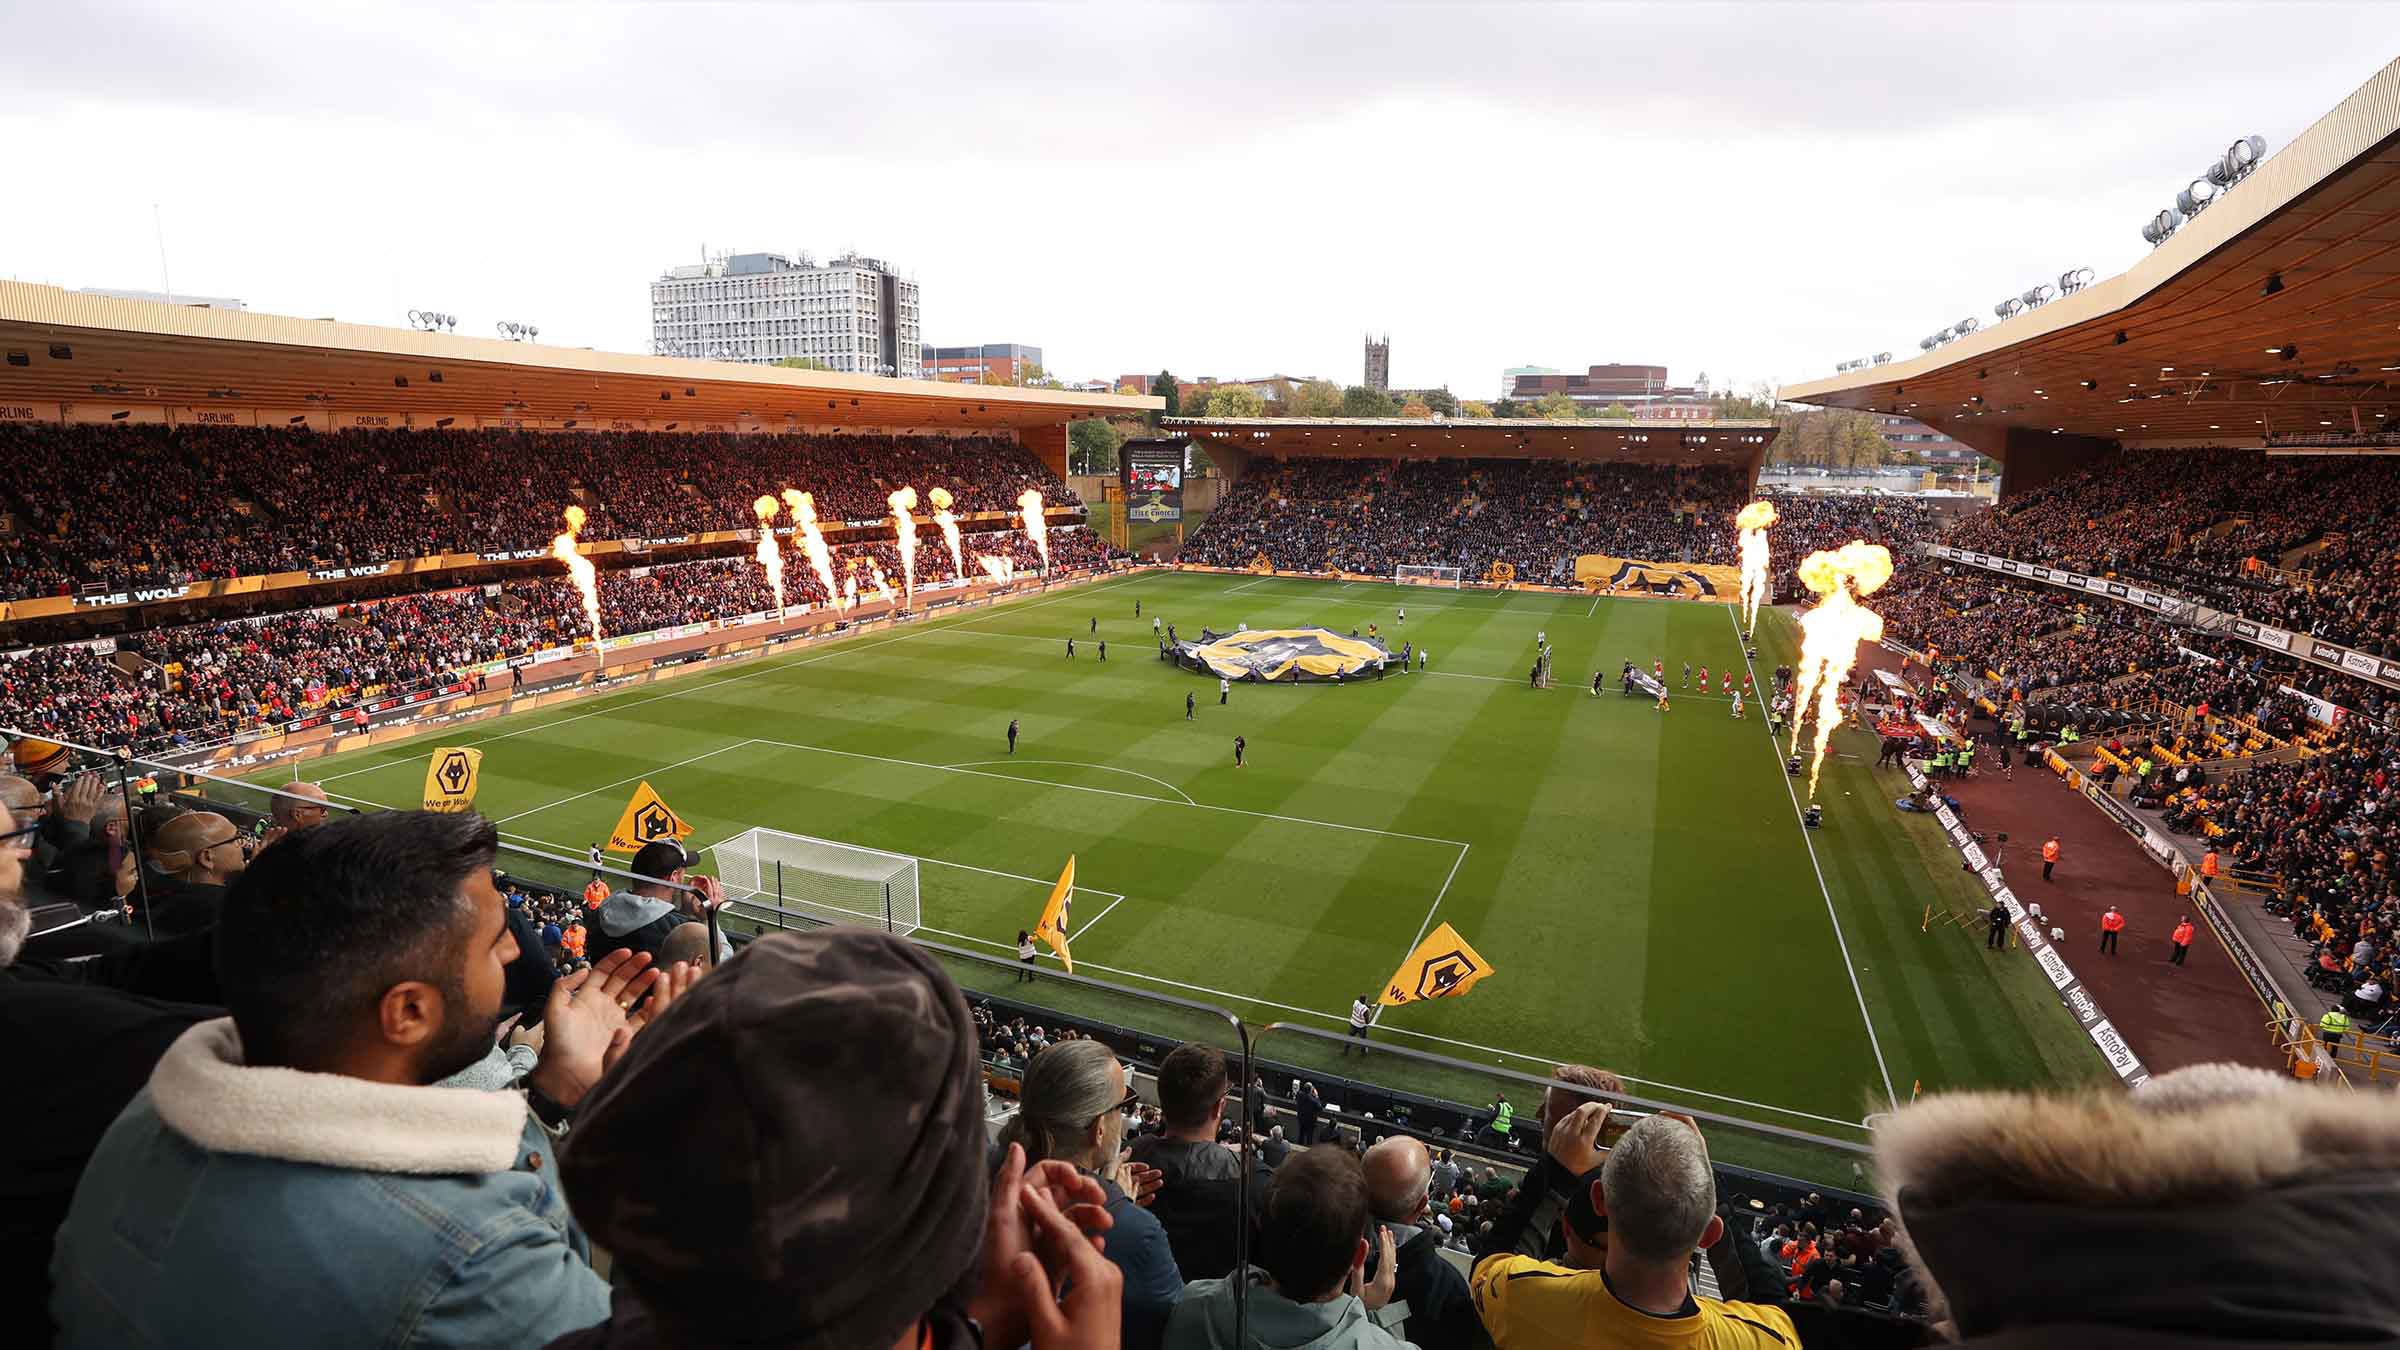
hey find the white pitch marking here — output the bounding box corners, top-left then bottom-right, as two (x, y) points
(946, 758), (1199, 807)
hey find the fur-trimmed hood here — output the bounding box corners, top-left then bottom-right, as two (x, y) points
(151, 1017), (530, 1174)
(1878, 1063), (2400, 1347)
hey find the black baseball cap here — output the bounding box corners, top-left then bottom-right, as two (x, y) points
(631, 840), (696, 882)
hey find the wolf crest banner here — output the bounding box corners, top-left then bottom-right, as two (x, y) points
(1035, 855), (1076, 973)
(420, 747), (483, 813)
(1378, 922), (1495, 1006)
(606, 780), (694, 853)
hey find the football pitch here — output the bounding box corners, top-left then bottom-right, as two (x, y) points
(276, 570), (2105, 1156)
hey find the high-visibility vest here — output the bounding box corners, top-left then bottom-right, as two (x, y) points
(2102, 911), (2126, 932)
(2173, 923), (2196, 945)
(1492, 1100), (1513, 1133)
(2043, 841), (2060, 863)
(2202, 852), (2219, 878)
(2322, 1009), (2353, 1036)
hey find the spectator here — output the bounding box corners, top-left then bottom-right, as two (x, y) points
(586, 841), (730, 967)
(267, 782), (332, 838)
(1166, 1146), (1405, 1350)
(1131, 1041), (1249, 1280)
(999, 1038), (1182, 1350)
(1362, 1134), (1491, 1350)
(1472, 1107), (1798, 1348)
(50, 810), (682, 1348)
(547, 927), (1122, 1350)
(0, 798), (219, 1350)
(136, 811), (250, 936)
(1876, 1061), (2400, 1345)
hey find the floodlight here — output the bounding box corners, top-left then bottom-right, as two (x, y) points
(1956, 316), (1980, 335)
(2058, 267), (2095, 294)
(2175, 179), (2216, 216)
(2142, 209), (2183, 246)
(2207, 134), (2267, 187)
(1995, 298), (2023, 319)
(2021, 284), (2055, 308)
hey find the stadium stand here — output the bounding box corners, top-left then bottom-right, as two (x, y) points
(1178, 459), (1931, 582)
(0, 527), (1107, 754)
(0, 424), (1076, 599)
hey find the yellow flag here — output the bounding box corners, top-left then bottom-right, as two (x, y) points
(1033, 854), (1075, 974)
(421, 747), (483, 813)
(1377, 922), (1495, 1007)
(606, 780), (693, 853)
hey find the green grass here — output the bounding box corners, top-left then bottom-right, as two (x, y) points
(253, 570), (2103, 1177)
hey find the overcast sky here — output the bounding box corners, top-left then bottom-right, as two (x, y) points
(3, 3), (2391, 399)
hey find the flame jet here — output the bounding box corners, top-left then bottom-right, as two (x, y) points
(887, 487), (920, 605)
(752, 495), (787, 616)
(1735, 500), (1779, 633)
(550, 505), (602, 643)
(1016, 488), (1049, 575)
(1786, 542), (1893, 800)
(782, 489), (843, 611)
(927, 486), (966, 582)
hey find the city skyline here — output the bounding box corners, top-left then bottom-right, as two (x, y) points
(2, 3), (2390, 397)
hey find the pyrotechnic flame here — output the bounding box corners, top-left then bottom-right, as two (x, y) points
(1016, 487), (1050, 574)
(927, 486), (966, 581)
(782, 488), (843, 611)
(752, 495), (788, 616)
(549, 504), (603, 643)
(843, 574), (858, 609)
(868, 562), (896, 607)
(977, 554), (1016, 586)
(1785, 541), (1892, 800)
(1735, 500), (1780, 632)
(887, 486), (920, 604)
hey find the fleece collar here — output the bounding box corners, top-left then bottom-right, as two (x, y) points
(150, 1018), (529, 1175)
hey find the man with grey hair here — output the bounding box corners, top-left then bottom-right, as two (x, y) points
(998, 1039), (1181, 1350)
(1361, 1135), (1489, 1350)
(1471, 1104), (1797, 1348)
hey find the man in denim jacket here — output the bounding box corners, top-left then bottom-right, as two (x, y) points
(51, 810), (682, 1349)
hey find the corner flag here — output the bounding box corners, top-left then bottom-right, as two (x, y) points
(420, 747), (483, 813)
(1034, 855), (1075, 974)
(1377, 922), (1494, 1007)
(606, 780), (693, 853)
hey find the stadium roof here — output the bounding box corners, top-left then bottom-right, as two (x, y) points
(1782, 57), (2400, 455)
(0, 282), (1155, 432)
(1164, 416), (1778, 464)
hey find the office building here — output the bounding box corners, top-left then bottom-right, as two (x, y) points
(922, 343), (1042, 384)
(1505, 363), (1701, 410)
(649, 250), (921, 377)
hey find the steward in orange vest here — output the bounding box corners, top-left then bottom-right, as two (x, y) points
(2169, 917), (2196, 966)
(2100, 906), (2126, 955)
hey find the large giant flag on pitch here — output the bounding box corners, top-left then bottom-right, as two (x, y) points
(1378, 922), (1494, 1006)
(606, 780), (693, 854)
(1034, 855), (1075, 974)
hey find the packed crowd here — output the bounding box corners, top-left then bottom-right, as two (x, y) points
(6, 781), (2375, 1350)
(1946, 447), (2400, 657)
(0, 526), (1107, 754)
(0, 424), (1076, 598)
(1182, 461), (1937, 585)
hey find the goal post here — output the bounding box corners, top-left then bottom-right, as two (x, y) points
(710, 827), (922, 936)
(1394, 564), (1462, 589)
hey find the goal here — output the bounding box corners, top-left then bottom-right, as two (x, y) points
(1394, 564), (1463, 589)
(711, 827), (922, 936)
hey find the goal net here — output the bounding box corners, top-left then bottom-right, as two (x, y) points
(711, 827), (922, 936)
(1394, 564), (1462, 589)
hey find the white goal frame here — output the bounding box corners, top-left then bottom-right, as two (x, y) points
(1394, 564), (1463, 589)
(711, 826), (922, 936)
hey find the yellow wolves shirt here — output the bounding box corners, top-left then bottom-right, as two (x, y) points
(1471, 1254), (1797, 1349)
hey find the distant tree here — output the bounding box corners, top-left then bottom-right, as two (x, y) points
(1421, 387), (1459, 416)
(1261, 378), (1296, 415)
(775, 356), (834, 371)
(1490, 398), (1526, 418)
(1068, 418), (1125, 475)
(1533, 391), (1579, 420)
(1399, 398), (1435, 419)
(1206, 384), (1268, 418)
(1767, 409), (1891, 468)
(1342, 385), (1400, 417)
(1001, 362), (1065, 389)
(1458, 400), (1494, 418)
(1711, 380), (1781, 420)
(1150, 371), (1181, 428)
(1594, 401), (1635, 421)
(1288, 379), (1344, 418)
